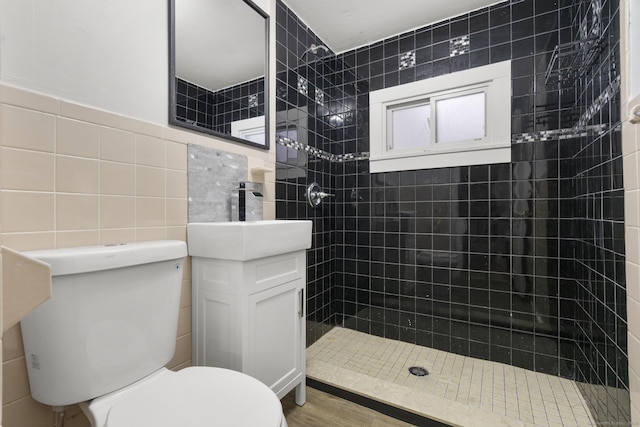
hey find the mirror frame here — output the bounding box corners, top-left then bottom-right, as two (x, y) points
(168, 0), (270, 150)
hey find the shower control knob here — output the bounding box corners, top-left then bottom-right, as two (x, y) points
(306, 182), (334, 207)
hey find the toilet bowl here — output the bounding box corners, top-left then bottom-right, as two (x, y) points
(82, 367), (288, 427)
(19, 241), (287, 427)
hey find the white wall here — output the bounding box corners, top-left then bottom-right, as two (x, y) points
(630, 0), (639, 100)
(0, 0), (168, 124)
(0, 0), (272, 126)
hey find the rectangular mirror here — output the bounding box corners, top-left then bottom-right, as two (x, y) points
(169, 0), (269, 149)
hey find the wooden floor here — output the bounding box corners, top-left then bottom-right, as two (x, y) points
(281, 386), (415, 427)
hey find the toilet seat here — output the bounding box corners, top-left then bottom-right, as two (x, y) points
(104, 367), (283, 427)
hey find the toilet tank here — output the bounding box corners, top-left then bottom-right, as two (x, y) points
(20, 241), (187, 407)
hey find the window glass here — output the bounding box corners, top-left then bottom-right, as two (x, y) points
(435, 92), (485, 143)
(390, 103), (431, 151)
(369, 60), (511, 173)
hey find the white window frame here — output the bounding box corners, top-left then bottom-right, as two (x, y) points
(231, 115), (266, 145)
(370, 60), (511, 173)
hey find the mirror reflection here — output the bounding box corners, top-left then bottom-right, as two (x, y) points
(169, 0), (269, 149)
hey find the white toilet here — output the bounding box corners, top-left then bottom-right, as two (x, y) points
(20, 240), (288, 427)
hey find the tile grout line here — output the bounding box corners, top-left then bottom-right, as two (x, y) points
(308, 327), (598, 427)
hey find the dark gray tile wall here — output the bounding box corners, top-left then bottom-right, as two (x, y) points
(175, 77), (265, 134)
(564, 0), (630, 422)
(330, 0), (580, 376)
(275, 0), (629, 422)
(274, 0), (337, 345)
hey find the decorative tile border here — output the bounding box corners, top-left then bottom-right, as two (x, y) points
(573, 75), (620, 131)
(399, 51), (416, 70)
(276, 136), (369, 163)
(297, 75), (308, 96)
(513, 76), (620, 144)
(511, 124), (610, 143)
(450, 35), (470, 57)
(315, 88), (326, 106)
(580, 0), (602, 40)
(248, 94), (258, 108)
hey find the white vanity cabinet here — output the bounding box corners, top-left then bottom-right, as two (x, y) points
(187, 220), (312, 406)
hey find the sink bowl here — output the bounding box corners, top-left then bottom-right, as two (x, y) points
(187, 220), (313, 261)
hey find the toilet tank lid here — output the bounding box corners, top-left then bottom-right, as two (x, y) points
(24, 241), (187, 276)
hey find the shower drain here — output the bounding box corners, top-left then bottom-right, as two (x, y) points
(408, 366), (429, 376)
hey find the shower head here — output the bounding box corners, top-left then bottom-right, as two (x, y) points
(309, 44), (329, 55)
(300, 44), (330, 61)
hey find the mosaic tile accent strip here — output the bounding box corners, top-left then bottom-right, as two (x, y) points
(512, 76), (620, 144)
(248, 94), (258, 108)
(277, 135), (333, 161)
(297, 75), (308, 96)
(187, 144), (247, 222)
(399, 51), (416, 70)
(573, 75), (621, 131)
(315, 88), (325, 106)
(450, 35), (470, 57)
(334, 152), (368, 162)
(511, 124), (609, 143)
(308, 327), (596, 427)
(580, 0), (603, 40)
(276, 136), (369, 163)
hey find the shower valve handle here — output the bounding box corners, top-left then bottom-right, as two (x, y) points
(316, 191), (334, 199)
(306, 182), (334, 207)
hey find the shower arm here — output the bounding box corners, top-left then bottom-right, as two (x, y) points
(299, 44), (330, 61)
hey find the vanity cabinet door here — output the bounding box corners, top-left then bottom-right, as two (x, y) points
(193, 288), (240, 371)
(191, 250), (307, 405)
(246, 277), (303, 398)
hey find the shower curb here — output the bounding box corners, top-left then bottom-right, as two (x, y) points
(307, 377), (451, 427)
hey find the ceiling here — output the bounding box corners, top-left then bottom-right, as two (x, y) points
(283, 0), (503, 54)
(175, 0), (503, 92)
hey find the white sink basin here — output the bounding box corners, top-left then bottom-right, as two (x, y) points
(187, 220), (312, 261)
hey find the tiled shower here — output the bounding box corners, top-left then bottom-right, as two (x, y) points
(175, 76), (265, 135)
(275, 0), (630, 424)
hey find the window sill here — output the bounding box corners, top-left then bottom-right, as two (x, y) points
(369, 144), (511, 173)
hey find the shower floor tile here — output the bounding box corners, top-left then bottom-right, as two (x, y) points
(307, 327), (595, 427)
